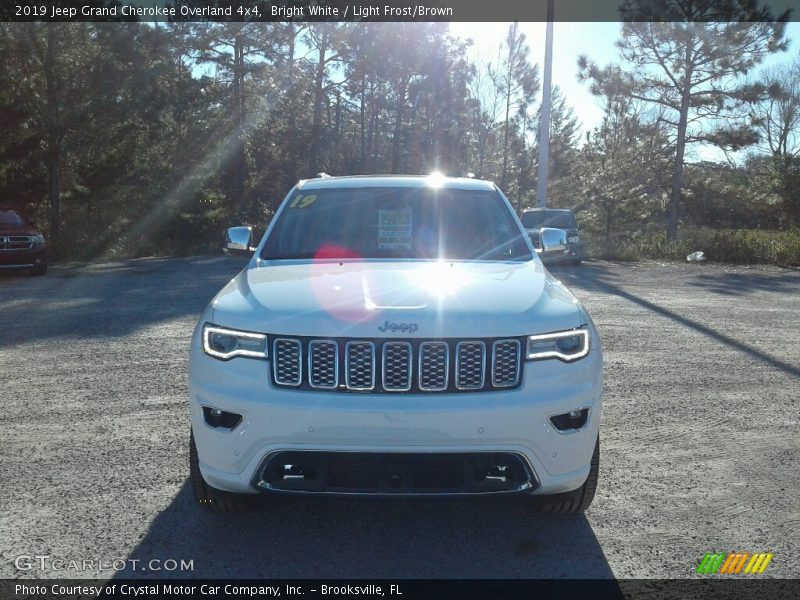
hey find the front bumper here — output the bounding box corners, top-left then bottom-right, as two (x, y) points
(189, 332), (603, 496)
(537, 243), (582, 263)
(0, 247), (47, 269)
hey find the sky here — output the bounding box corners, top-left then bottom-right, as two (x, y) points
(448, 22), (800, 161)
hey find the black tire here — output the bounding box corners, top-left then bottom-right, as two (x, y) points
(190, 429), (255, 512)
(31, 265), (47, 276)
(535, 435), (599, 515)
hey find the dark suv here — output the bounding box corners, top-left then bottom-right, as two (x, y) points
(520, 208), (582, 265)
(0, 207), (47, 275)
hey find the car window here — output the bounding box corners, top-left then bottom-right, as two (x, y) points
(521, 211), (577, 229)
(262, 187), (532, 261)
(0, 210), (27, 226)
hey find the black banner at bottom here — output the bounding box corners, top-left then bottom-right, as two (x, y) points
(2, 579), (800, 600)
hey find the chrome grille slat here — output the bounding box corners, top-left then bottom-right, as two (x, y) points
(455, 341), (486, 390)
(491, 339), (521, 388)
(272, 337), (522, 392)
(308, 340), (338, 389)
(418, 341), (449, 391)
(0, 236), (33, 251)
(273, 338), (302, 386)
(382, 342), (412, 391)
(345, 341), (375, 391)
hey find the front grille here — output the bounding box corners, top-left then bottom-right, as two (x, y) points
(382, 342), (412, 391)
(345, 341), (375, 390)
(418, 341), (449, 391)
(308, 340), (338, 389)
(0, 236), (33, 251)
(491, 340), (521, 388)
(455, 341), (486, 390)
(273, 338), (302, 386)
(270, 337), (522, 393)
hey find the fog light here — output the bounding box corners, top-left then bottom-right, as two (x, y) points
(550, 408), (590, 432)
(202, 406), (242, 430)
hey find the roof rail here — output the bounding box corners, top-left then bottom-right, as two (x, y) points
(316, 172), (331, 179)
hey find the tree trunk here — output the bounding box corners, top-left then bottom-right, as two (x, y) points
(310, 41), (327, 176)
(334, 91), (341, 137)
(390, 77), (408, 174)
(285, 24), (298, 187)
(359, 73), (367, 171)
(231, 34), (246, 219)
(366, 85), (378, 172)
(44, 26), (61, 241)
(47, 145), (60, 240)
(500, 75), (512, 190)
(667, 45), (693, 241)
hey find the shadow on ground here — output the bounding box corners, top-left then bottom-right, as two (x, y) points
(549, 262), (800, 379)
(687, 271), (800, 296)
(115, 482), (615, 579)
(0, 256), (248, 348)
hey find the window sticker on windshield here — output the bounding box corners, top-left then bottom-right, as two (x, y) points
(378, 207), (413, 250)
(288, 194), (317, 209)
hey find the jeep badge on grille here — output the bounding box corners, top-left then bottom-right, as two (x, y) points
(378, 321), (419, 333)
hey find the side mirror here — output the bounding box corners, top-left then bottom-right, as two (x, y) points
(224, 226), (255, 256)
(540, 227), (567, 253)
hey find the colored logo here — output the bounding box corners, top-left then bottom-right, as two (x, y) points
(696, 552), (773, 575)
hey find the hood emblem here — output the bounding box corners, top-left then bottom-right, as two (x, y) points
(378, 321), (419, 334)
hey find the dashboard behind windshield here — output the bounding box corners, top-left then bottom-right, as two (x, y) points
(261, 187), (533, 262)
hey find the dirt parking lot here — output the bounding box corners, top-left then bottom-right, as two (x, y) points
(1, 257), (798, 579)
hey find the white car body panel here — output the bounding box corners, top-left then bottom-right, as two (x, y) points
(189, 175), (603, 497)
(209, 260), (583, 339)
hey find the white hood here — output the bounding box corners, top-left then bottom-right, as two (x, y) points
(210, 260), (584, 338)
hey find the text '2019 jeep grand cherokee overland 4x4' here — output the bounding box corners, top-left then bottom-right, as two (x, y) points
(189, 175), (603, 514)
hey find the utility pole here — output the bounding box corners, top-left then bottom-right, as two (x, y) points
(535, 0), (554, 208)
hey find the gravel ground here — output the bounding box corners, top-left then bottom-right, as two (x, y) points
(1, 257), (798, 579)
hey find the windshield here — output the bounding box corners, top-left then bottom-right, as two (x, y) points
(0, 210), (27, 226)
(262, 187), (532, 261)
(520, 210), (577, 229)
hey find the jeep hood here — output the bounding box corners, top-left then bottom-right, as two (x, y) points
(210, 260), (584, 338)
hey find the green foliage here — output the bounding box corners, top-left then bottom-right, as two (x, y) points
(586, 227), (800, 267)
(0, 20), (797, 265)
(579, 2), (789, 239)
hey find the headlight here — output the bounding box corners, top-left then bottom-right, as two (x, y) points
(526, 328), (590, 362)
(31, 234), (45, 246)
(202, 323), (268, 360)
(567, 235), (579, 244)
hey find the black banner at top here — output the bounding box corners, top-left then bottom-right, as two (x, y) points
(1, 0), (799, 23)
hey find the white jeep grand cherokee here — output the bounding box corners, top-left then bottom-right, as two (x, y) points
(189, 175), (603, 514)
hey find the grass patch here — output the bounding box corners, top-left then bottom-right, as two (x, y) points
(585, 229), (800, 267)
